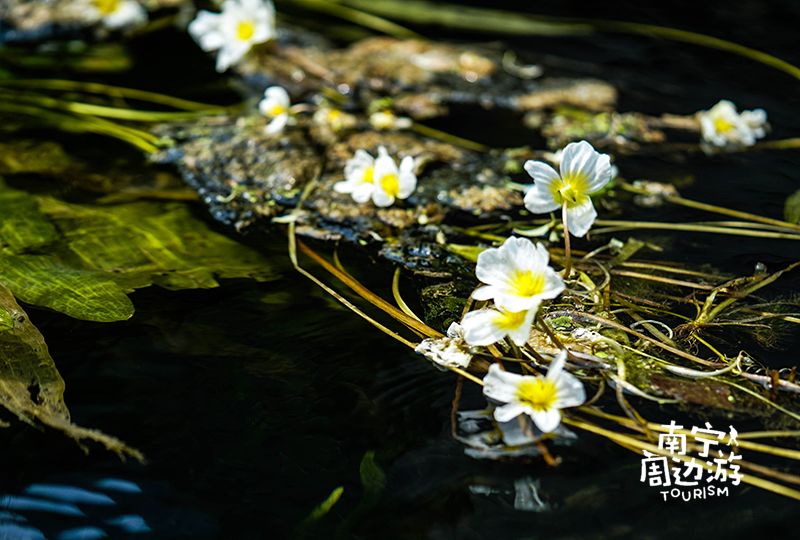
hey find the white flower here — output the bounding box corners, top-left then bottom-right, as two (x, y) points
(258, 86), (290, 135)
(523, 140), (613, 237)
(313, 106), (357, 132)
(88, 0), (148, 29)
(369, 111), (412, 130)
(473, 236), (564, 313)
(483, 351), (586, 432)
(699, 99), (768, 148)
(334, 147), (416, 207)
(334, 149), (377, 203)
(415, 322), (472, 369)
(461, 305), (536, 346)
(188, 0), (276, 72)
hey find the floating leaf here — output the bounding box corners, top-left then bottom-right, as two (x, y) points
(0, 181), (278, 321)
(0, 282), (141, 458)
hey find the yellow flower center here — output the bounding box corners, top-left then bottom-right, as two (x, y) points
(516, 378), (558, 412)
(508, 269), (545, 297)
(237, 20), (255, 41)
(362, 166), (375, 185)
(549, 173), (590, 207)
(267, 104), (287, 117)
(492, 309), (528, 332)
(380, 173), (400, 197)
(713, 116), (734, 133)
(94, 0), (120, 15)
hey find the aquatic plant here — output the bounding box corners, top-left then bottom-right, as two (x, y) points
(698, 99), (769, 151)
(189, 0), (277, 72)
(258, 85), (292, 134)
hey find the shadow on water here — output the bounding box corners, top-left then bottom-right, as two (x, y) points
(1, 1), (800, 539)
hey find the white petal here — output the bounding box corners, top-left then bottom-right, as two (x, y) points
(560, 140), (598, 184)
(373, 146), (398, 179)
(587, 152), (613, 193)
(372, 189), (394, 207)
(565, 198), (597, 237)
(502, 236), (543, 272)
(333, 180), (353, 194)
(483, 363), (524, 402)
(546, 350), (568, 381)
(397, 171), (417, 199)
(103, 0), (148, 29)
(539, 266), (565, 300)
(263, 86), (289, 106)
(352, 183), (374, 203)
(215, 41), (250, 72)
(530, 408), (561, 433)
(506, 307), (536, 346)
(494, 292), (538, 313)
(462, 309), (506, 346)
(494, 403), (527, 423)
(264, 114), (288, 135)
(471, 285), (498, 301)
(188, 12), (224, 51)
(475, 244), (512, 288)
(554, 371), (586, 409)
(523, 184), (560, 213)
(523, 160), (560, 186)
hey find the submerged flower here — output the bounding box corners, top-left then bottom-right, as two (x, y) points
(369, 110), (412, 131)
(258, 86), (290, 135)
(473, 237), (564, 313)
(415, 322), (472, 369)
(334, 147), (416, 207)
(188, 0), (276, 72)
(88, 0), (148, 29)
(523, 140), (613, 237)
(483, 351), (585, 432)
(698, 99), (768, 149)
(461, 305), (536, 346)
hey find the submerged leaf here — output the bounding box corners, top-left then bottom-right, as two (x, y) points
(0, 181), (277, 321)
(0, 282), (141, 458)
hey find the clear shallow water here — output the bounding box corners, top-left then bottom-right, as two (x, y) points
(1, 2), (800, 539)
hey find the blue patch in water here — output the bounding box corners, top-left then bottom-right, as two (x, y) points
(0, 495), (85, 517)
(56, 526), (108, 540)
(24, 485), (115, 506)
(106, 514), (151, 534)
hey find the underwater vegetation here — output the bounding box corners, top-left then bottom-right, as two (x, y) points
(2, 1), (800, 532)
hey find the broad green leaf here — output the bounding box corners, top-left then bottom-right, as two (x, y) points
(0, 282), (141, 458)
(0, 180), (277, 321)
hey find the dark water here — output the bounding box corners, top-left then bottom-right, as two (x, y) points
(1, 2), (800, 539)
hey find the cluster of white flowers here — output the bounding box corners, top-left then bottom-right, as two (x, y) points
(698, 99), (768, 150)
(189, 0), (276, 72)
(460, 236), (563, 346)
(335, 146), (417, 207)
(87, 0), (147, 29)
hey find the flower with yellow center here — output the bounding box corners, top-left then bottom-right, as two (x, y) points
(372, 148), (416, 207)
(483, 351), (586, 431)
(334, 149), (378, 203)
(88, 0), (147, 29)
(188, 0), (276, 73)
(461, 305), (537, 346)
(698, 99), (768, 150)
(258, 86), (291, 135)
(523, 140), (612, 237)
(472, 236), (564, 313)
(369, 110), (412, 131)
